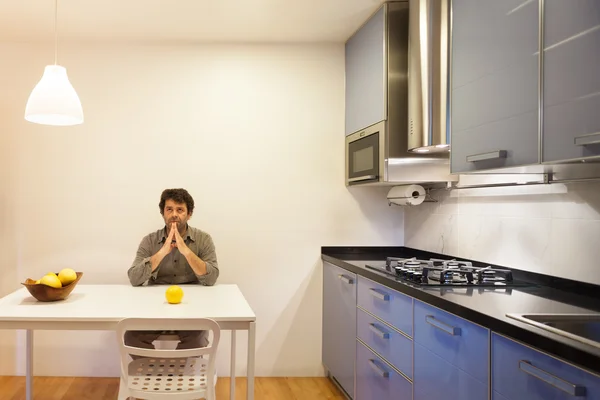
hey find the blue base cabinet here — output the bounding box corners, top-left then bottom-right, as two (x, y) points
(356, 339), (412, 400)
(322, 261), (357, 398)
(322, 262), (600, 399)
(414, 342), (488, 400)
(492, 333), (600, 400)
(413, 300), (489, 400)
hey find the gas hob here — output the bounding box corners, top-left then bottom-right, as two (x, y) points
(365, 257), (531, 287)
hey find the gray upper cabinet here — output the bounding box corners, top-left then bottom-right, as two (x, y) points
(345, 6), (386, 136)
(450, 0), (539, 173)
(542, 0), (600, 163)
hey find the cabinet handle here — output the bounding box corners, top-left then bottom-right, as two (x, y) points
(368, 288), (390, 301)
(348, 175), (377, 183)
(369, 323), (390, 339)
(519, 360), (586, 397)
(574, 132), (600, 146)
(368, 359), (389, 378)
(338, 274), (354, 284)
(466, 150), (507, 162)
(425, 315), (461, 336)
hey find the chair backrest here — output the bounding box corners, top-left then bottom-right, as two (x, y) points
(116, 318), (221, 398)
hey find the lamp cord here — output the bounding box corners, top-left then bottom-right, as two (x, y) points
(54, 0), (58, 65)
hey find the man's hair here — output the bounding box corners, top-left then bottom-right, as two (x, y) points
(159, 188), (195, 215)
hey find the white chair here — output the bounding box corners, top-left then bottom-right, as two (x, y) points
(116, 318), (221, 400)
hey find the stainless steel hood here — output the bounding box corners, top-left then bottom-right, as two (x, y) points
(408, 0), (451, 153)
(344, 0), (456, 186)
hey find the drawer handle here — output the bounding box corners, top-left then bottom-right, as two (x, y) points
(368, 288), (390, 301)
(575, 132), (600, 146)
(425, 315), (461, 336)
(369, 323), (390, 339)
(338, 274), (354, 284)
(467, 150), (507, 162)
(519, 360), (586, 397)
(368, 359), (389, 378)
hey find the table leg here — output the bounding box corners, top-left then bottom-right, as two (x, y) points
(26, 329), (33, 400)
(247, 322), (255, 400)
(230, 330), (236, 400)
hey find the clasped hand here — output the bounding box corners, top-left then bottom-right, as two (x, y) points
(161, 222), (191, 257)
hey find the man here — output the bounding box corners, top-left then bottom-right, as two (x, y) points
(126, 188), (219, 350)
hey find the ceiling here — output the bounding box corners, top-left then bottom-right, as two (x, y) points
(0, 0), (385, 43)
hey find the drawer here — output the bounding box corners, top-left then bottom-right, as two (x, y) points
(357, 307), (413, 379)
(356, 339), (412, 400)
(414, 343), (488, 400)
(493, 392), (510, 400)
(414, 300), (489, 384)
(493, 333), (600, 400)
(357, 275), (413, 337)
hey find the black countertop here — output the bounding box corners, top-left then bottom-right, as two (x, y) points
(322, 246), (600, 375)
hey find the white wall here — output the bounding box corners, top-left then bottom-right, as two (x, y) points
(405, 181), (600, 284)
(0, 41), (404, 377)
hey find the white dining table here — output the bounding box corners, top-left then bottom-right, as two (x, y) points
(0, 283), (256, 400)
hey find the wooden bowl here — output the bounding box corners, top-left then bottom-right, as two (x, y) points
(21, 272), (83, 302)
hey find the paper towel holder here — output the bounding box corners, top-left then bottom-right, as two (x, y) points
(387, 188), (438, 207)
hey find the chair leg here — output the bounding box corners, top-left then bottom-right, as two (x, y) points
(117, 377), (130, 400)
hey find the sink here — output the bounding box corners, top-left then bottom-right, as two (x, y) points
(506, 313), (600, 350)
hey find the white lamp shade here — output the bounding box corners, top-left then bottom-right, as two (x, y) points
(25, 65), (84, 126)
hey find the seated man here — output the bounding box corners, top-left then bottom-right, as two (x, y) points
(126, 188), (219, 350)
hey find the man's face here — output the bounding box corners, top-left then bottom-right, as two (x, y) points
(162, 199), (192, 234)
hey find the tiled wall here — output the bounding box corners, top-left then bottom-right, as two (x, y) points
(404, 182), (600, 284)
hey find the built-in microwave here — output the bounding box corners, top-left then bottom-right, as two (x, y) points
(345, 122), (385, 185)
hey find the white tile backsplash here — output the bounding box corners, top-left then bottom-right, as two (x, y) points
(404, 182), (600, 284)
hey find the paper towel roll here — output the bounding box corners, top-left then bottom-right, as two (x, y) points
(387, 184), (426, 206)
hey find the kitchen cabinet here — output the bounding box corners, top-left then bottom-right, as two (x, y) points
(413, 300), (489, 400)
(413, 300), (489, 384)
(492, 333), (600, 399)
(357, 275), (413, 337)
(344, 5), (386, 136)
(542, 0), (600, 163)
(414, 342), (488, 400)
(356, 339), (412, 400)
(322, 261), (357, 398)
(450, 0), (539, 173)
(357, 308), (413, 380)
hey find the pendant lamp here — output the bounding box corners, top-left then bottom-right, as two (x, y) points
(25, 0), (83, 126)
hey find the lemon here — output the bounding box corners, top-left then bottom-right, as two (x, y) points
(35, 279), (41, 284)
(40, 274), (62, 288)
(46, 272), (57, 277)
(58, 268), (77, 286)
(165, 285), (183, 304)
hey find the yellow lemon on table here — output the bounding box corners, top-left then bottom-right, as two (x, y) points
(58, 268), (77, 286)
(165, 285), (184, 304)
(40, 274), (62, 288)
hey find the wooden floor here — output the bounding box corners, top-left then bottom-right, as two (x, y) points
(0, 376), (346, 400)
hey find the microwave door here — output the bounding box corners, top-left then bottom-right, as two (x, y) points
(348, 132), (380, 184)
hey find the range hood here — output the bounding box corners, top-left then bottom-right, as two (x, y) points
(344, 0), (456, 186)
(408, 0), (451, 153)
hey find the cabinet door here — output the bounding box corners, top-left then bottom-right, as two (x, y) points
(413, 300), (489, 384)
(356, 340), (412, 400)
(492, 333), (600, 400)
(322, 261), (357, 398)
(345, 5), (386, 136)
(542, 0), (600, 162)
(414, 342), (488, 400)
(450, 0), (539, 173)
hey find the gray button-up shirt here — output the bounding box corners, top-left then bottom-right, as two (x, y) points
(128, 225), (219, 286)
